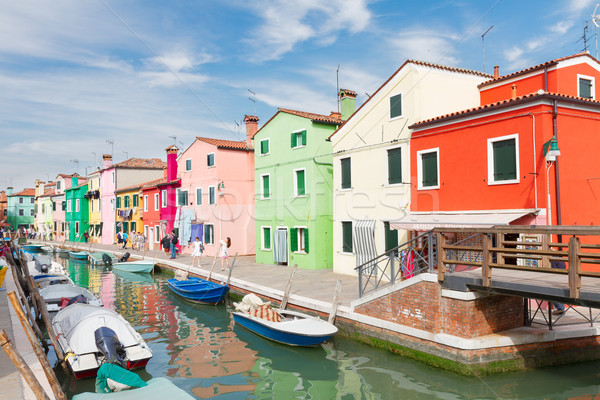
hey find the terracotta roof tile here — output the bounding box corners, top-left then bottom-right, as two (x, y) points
(10, 188), (35, 197)
(478, 52), (594, 88)
(195, 137), (251, 150)
(141, 177), (168, 189)
(110, 158), (166, 170)
(279, 108), (343, 125)
(56, 173), (79, 179)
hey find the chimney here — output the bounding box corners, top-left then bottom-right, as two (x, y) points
(103, 154), (112, 169)
(494, 65), (499, 79)
(244, 115), (259, 148)
(511, 84), (517, 99)
(7, 187), (13, 196)
(71, 176), (79, 188)
(339, 89), (357, 121)
(165, 145), (179, 182)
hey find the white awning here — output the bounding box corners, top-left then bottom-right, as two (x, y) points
(390, 211), (535, 231)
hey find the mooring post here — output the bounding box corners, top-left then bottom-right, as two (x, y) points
(328, 280), (342, 324)
(436, 232), (446, 282)
(568, 236), (581, 299)
(280, 264), (297, 310)
(482, 234), (492, 287)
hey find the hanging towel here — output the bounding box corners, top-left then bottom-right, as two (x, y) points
(179, 208), (195, 247)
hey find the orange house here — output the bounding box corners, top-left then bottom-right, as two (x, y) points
(401, 53), (600, 233)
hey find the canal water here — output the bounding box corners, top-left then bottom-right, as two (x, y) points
(49, 256), (600, 399)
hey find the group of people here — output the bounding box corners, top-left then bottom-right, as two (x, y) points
(116, 231), (147, 250)
(188, 235), (231, 271)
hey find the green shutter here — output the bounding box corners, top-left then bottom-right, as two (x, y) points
(291, 132), (297, 148)
(384, 221), (399, 253)
(388, 148), (402, 184)
(342, 222), (353, 253)
(390, 94), (402, 118)
(264, 227), (271, 249)
(263, 176), (270, 198)
(301, 130), (307, 146)
(123, 222), (129, 233)
(131, 222), (136, 233)
(422, 152), (438, 187)
(133, 194), (139, 207)
(290, 228), (298, 252)
(196, 188), (202, 205)
(304, 229), (309, 254)
(261, 140), (269, 154)
(204, 226), (209, 243)
(115, 223), (121, 234)
(341, 158), (351, 189)
(116, 196), (121, 209)
(493, 139), (517, 181)
(296, 170), (305, 196)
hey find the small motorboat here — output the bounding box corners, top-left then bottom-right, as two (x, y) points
(28, 254), (65, 276)
(41, 245), (57, 253)
(69, 251), (90, 260)
(167, 277), (229, 304)
(232, 294), (338, 347)
(53, 304), (153, 380)
(33, 273), (74, 289)
(23, 244), (44, 252)
(89, 252), (118, 266)
(39, 284), (103, 314)
(113, 260), (155, 274)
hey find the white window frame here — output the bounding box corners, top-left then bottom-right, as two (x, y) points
(143, 195), (148, 212)
(260, 174), (270, 200)
(76, 199), (80, 212)
(154, 226), (161, 243)
(154, 193), (159, 211)
(341, 221), (353, 254)
(260, 138), (270, 156)
(293, 168), (307, 197)
(389, 92), (403, 120)
(196, 187), (202, 205)
(185, 158), (192, 172)
(204, 223), (214, 244)
(487, 134), (520, 186)
(161, 190), (167, 208)
(417, 147), (440, 190)
(207, 152), (215, 167)
(90, 199), (93, 212)
(208, 186), (216, 205)
(292, 129), (306, 149)
(67, 200), (72, 212)
(177, 189), (189, 206)
(294, 226), (307, 254)
(261, 226), (272, 251)
(577, 74), (595, 100)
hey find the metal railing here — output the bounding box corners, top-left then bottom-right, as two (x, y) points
(356, 230), (435, 297)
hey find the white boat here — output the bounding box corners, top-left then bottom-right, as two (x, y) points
(33, 273), (74, 289)
(39, 284), (103, 314)
(28, 254), (65, 276)
(52, 304), (153, 379)
(72, 378), (194, 399)
(113, 260), (155, 274)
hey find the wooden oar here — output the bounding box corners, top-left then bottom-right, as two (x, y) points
(207, 244), (222, 281)
(280, 264), (298, 310)
(225, 253), (238, 286)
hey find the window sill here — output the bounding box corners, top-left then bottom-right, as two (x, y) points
(292, 145), (306, 150)
(294, 195), (308, 198)
(261, 248), (272, 252)
(487, 179), (520, 186)
(338, 187), (353, 192)
(339, 251), (354, 256)
(417, 185), (440, 191)
(293, 251), (307, 255)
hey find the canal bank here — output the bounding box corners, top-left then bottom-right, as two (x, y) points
(43, 239), (600, 376)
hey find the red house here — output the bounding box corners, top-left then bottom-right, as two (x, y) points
(400, 53), (600, 235)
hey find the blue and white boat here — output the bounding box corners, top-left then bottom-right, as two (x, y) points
(167, 277), (229, 304)
(23, 244), (44, 252)
(113, 260), (155, 274)
(69, 251), (89, 260)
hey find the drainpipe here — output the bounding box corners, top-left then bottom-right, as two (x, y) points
(530, 114), (538, 209)
(544, 66), (548, 92)
(553, 100), (562, 241)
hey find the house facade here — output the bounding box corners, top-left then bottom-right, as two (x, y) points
(87, 170), (102, 243)
(141, 177), (166, 250)
(7, 187), (35, 230)
(52, 173), (79, 240)
(177, 129), (255, 257)
(329, 61), (490, 275)
(65, 176), (89, 242)
(34, 180), (56, 239)
(115, 183), (143, 240)
(253, 101), (350, 270)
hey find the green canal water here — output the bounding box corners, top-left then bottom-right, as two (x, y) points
(49, 256), (600, 399)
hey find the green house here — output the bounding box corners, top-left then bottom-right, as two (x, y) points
(6, 187), (35, 230)
(65, 177), (89, 242)
(253, 90), (356, 270)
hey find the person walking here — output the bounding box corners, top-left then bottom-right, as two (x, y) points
(83, 231), (89, 243)
(122, 231), (128, 249)
(130, 231), (137, 250)
(191, 236), (204, 267)
(220, 237), (231, 271)
(170, 231), (178, 259)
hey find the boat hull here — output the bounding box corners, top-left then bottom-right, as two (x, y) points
(167, 277), (229, 304)
(232, 311), (336, 347)
(69, 251), (89, 260)
(113, 261), (154, 273)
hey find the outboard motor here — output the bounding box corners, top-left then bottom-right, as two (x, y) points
(34, 254), (52, 273)
(119, 252), (130, 263)
(95, 327), (127, 367)
(102, 253), (113, 265)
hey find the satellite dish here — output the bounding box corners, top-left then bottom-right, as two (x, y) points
(593, 3), (600, 28)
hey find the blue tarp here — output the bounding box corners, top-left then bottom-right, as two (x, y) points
(190, 223), (203, 244)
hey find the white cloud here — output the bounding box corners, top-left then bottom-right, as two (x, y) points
(549, 21), (573, 35)
(388, 30), (460, 66)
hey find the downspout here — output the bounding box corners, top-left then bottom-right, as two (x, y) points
(530, 113), (538, 209)
(553, 100), (562, 240)
(544, 66), (548, 92)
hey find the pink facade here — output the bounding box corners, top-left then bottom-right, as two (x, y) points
(161, 146), (180, 234)
(100, 155), (116, 244)
(178, 122), (256, 257)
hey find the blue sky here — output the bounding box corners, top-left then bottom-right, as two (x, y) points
(0, 0), (597, 190)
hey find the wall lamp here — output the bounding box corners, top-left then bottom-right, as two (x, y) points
(543, 135), (561, 162)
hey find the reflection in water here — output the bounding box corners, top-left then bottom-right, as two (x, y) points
(51, 255), (600, 400)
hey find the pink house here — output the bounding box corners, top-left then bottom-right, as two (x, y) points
(177, 116), (257, 257)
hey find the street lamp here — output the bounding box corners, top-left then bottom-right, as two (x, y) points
(543, 135), (561, 162)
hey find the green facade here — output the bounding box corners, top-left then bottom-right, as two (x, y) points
(7, 193), (35, 230)
(65, 182), (89, 242)
(254, 111), (337, 270)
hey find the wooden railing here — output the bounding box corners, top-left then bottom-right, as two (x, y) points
(436, 226), (600, 300)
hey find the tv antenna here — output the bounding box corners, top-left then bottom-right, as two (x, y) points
(482, 25), (494, 73)
(70, 159), (79, 173)
(248, 89), (256, 116)
(123, 151), (129, 160)
(106, 139), (114, 156)
(336, 64), (340, 113)
(592, 4), (600, 59)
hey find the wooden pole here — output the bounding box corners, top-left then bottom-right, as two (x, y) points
(207, 244), (222, 281)
(436, 232), (446, 282)
(8, 292), (67, 400)
(225, 253), (238, 286)
(28, 276), (68, 372)
(328, 280), (342, 324)
(280, 264), (297, 310)
(9, 266), (45, 342)
(568, 236), (581, 299)
(0, 330), (51, 400)
(482, 234), (492, 287)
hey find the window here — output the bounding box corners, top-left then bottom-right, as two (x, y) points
(488, 134), (519, 184)
(62, 201), (66, 211)
(67, 200), (72, 212)
(133, 194), (139, 207)
(417, 148), (439, 189)
(161, 190), (167, 208)
(111, 198), (115, 211)
(112, 172), (115, 183)
(154, 226), (161, 243)
(260, 139), (270, 155)
(154, 193), (159, 211)
(124, 195), (130, 208)
(290, 227), (308, 253)
(196, 188), (202, 205)
(30, 198), (34, 204)
(578, 74), (595, 100)
(144, 226), (148, 240)
(260, 174), (270, 199)
(387, 147), (402, 184)
(204, 224), (214, 244)
(261, 226), (271, 250)
(390, 93), (402, 119)
(143, 195), (148, 212)
(19, 197), (23, 204)
(209, 186), (216, 204)
(185, 159), (192, 171)
(116, 196), (121, 209)
(384, 221), (398, 255)
(56, 181), (61, 190)
(90, 199), (93, 212)
(294, 169), (306, 197)
(3, 209), (6, 216)
(42, 204), (45, 213)
(18, 209), (23, 216)
(177, 189), (188, 206)
(30, 209), (34, 216)
(52, 201), (56, 212)
(291, 130), (307, 148)
(76, 199), (80, 212)
(340, 158), (351, 189)
(342, 221), (353, 253)
(75, 221), (79, 235)
(131, 221), (136, 234)
(207, 153), (215, 167)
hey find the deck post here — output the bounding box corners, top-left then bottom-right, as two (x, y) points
(568, 236), (581, 299)
(436, 232), (446, 282)
(482, 234), (492, 287)
(541, 234), (550, 268)
(389, 251), (395, 285)
(428, 231), (434, 273)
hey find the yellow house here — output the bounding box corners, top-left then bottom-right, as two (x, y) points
(87, 170), (102, 243)
(114, 183), (143, 243)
